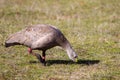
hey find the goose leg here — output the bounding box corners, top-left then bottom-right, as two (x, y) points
(42, 50), (46, 66)
(35, 50), (46, 66)
(28, 48), (44, 65)
(28, 48), (37, 56)
(28, 48), (32, 54)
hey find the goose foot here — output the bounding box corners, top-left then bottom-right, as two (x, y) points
(35, 53), (46, 66)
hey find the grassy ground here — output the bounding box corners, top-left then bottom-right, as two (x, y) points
(0, 0), (120, 80)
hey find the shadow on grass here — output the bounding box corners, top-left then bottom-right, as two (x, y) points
(47, 59), (100, 66)
(29, 59), (100, 66)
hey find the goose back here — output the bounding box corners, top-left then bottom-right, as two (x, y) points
(5, 24), (67, 50)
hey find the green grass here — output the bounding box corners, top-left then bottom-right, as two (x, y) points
(0, 0), (120, 80)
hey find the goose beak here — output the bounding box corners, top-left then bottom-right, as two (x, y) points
(74, 56), (78, 62)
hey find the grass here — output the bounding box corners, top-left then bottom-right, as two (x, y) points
(0, 0), (120, 80)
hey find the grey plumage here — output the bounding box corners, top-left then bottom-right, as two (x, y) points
(5, 24), (77, 62)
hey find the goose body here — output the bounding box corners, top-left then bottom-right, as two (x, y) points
(5, 24), (78, 65)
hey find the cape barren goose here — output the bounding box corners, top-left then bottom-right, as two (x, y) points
(5, 24), (78, 65)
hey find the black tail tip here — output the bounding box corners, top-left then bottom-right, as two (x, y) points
(5, 42), (9, 47)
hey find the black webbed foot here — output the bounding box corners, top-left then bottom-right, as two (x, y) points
(35, 53), (46, 66)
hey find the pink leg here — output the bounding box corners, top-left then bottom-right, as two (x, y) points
(42, 51), (45, 61)
(28, 48), (36, 56)
(28, 48), (32, 54)
(41, 50), (46, 66)
(27, 48), (46, 66)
